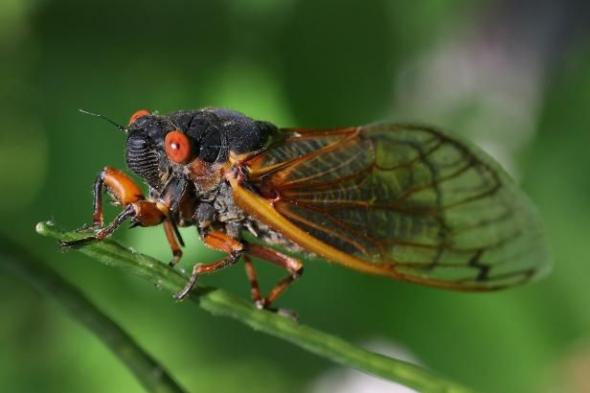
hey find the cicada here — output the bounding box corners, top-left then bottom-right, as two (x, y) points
(65, 108), (550, 309)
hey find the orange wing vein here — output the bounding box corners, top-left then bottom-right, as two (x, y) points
(229, 123), (550, 291)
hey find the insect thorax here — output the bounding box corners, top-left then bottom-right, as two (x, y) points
(191, 179), (302, 253)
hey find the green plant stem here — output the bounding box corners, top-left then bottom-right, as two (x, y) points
(35, 221), (476, 393)
(0, 234), (188, 393)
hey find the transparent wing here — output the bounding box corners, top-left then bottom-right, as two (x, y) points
(236, 124), (550, 290)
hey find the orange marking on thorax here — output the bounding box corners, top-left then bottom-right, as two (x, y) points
(189, 159), (223, 192)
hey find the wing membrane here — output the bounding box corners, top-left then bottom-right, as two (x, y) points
(234, 124), (550, 290)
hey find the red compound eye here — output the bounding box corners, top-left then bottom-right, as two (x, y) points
(165, 130), (192, 163)
(128, 109), (151, 125)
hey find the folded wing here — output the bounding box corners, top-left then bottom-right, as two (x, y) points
(231, 124), (550, 291)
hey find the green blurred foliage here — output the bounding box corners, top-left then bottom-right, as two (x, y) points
(1, 1), (589, 393)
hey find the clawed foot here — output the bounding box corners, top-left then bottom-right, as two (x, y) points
(173, 275), (299, 320)
(173, 265), (200, 301)
(59, 223), (103, 249)
(173, 286), (193, 301)
(168, 255), (181, 268)
(255, 299), (299, 321)
(59, 236), (98, 249)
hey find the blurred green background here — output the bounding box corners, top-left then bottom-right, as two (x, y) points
(1, 1), (590, 392)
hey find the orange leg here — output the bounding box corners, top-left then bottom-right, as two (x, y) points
(245, 244), (304, 309)
(243, 256), (263, 304)
(62, 166), (167, 248)
(174, 231), (244, 300)
(92, 166), (145, 227)
(163, 219), (184, 266)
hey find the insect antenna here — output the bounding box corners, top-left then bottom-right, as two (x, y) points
(79, 109), (127, 133)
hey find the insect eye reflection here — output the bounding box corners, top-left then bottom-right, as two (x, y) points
(164, 130), (193, 164)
